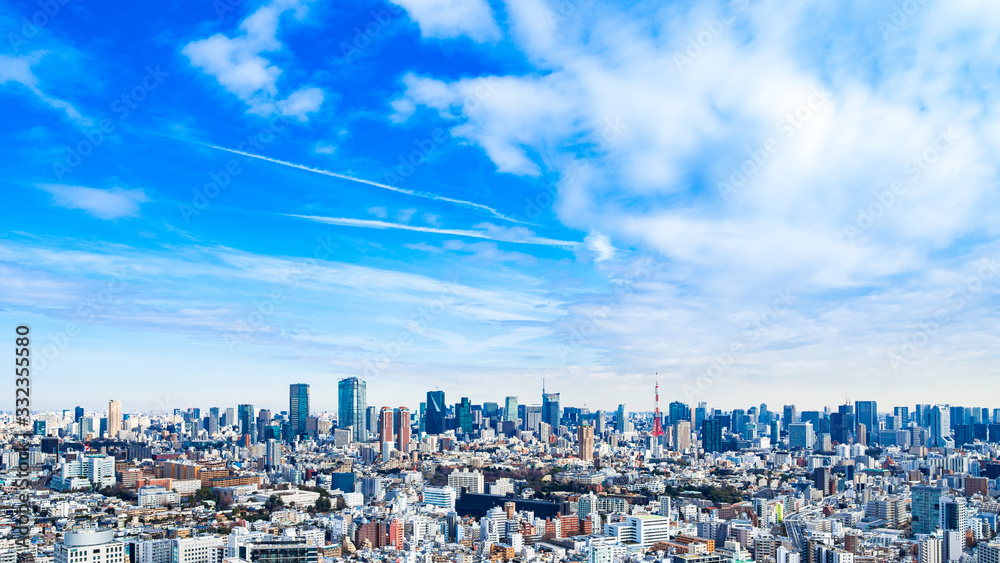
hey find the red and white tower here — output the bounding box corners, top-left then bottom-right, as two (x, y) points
(651, 377), (665, 437)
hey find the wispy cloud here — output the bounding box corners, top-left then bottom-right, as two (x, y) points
(0, 52), (91, 126)
(182, 0), (324, 120)
(37, 184), (148, 219)
(196, 141), (524, 223)
(287, 214), (578, 248)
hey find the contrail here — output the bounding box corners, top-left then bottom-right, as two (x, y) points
(197, 142), (523, 223)
(288, 214), (578, 248)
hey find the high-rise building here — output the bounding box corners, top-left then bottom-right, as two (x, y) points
(426, 390), (446, 435)
(673, 420), (691, 452)
(542, 392), (561, 430)
(504, 396), (518, 422)
(782, 405), (797, 430)
(912, 486), (944, 535)
(789, 422), (816, 450)
(224, 407), (235, 428)
(107, 400), (122, 438)
(55, 530), (125, 563)
(74, 406), (85, 423)
(456, 397), (473, 432)
(237, 404), (255, 445)
(855, 401), (877, 444)
(578, 423), (595, 462)
(616, 404), (627, 433)
(379, 406), (394, 446)
(702, 419), (723, 453)
(930, 405), (951, 447)
(396, 407), (410, 453)
(208, 407), (220, 436)
(289, 383), (310, 438)
(668, 401), (690, 425)
(338, 377), (367, 443)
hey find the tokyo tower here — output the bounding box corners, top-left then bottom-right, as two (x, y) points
(651, 377), (665, 437)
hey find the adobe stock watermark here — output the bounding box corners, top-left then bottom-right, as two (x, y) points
(340, 4), (405, 62)
(717, 87), (831, 201)
(51, 65), (170, 181)
(887, 253), (1000, 371)
(557, 254), (665, 362)
(682, 289), (798, 402)
(878, 0), (929, 41)
(179, 116), (289, 223)
(515, 116), (626, 223)
(33, 268), (132, 372)
(673, 0), (750, 71)
(381, 78), (498, 188)
(7, 0), (72, 53)
(362, 282), (464, 380)
(844, 127), (959, 242)
(224, 234), (338, 352)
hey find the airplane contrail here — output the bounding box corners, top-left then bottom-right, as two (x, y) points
(288, 214), (578, 248)
(197, 142), (523, 224)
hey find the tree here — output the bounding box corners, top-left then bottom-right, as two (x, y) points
(314, 497), (332, 512)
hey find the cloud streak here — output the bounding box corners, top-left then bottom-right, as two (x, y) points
(197, 141), (524, 223)
(286, 213), (578, 248)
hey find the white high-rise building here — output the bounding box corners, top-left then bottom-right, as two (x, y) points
(422, 485), (457, 509)
(448, 469), (485, 494)
(133, 539), (171, 563)
(919, 537), (943, 563)
(108, 400), (122, 438)
(174, 536), (224, 563)
(55, 530), (125, 563)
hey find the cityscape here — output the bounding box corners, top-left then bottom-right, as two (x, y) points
(3, 0), (1000, 562)
(6, 380), (1000, 563)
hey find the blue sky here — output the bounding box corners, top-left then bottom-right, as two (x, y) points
(2, 0), (999, 414)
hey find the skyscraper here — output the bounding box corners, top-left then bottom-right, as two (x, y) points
(855, 400), (877, 444)
(578, 423), (595, 462)
(616, 404), (627, 433)
(74, 406), (84, 424)
(396, 406), (411, 453)
(912, 486), (944, 535)
(456, 397), (473, 433)
(702, 419), (723, 453)
(107, 400), (122, 438)
(208, 407), (220, 436)
(542, 392), (561, 430)
(504, 396), (518, 422)
(782, 405), (797, 430)
(289, 383), (310, 439)
(930, 405), (951, 447)
(237, 404), (255, 445)
(426, 390), (446, 435)
(338, 377), (367, 443)
(379, 406), (394, 446)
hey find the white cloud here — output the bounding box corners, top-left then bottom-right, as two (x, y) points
(0, 52), (91, 126)
(37, 185), (148, 219)
(584, 232), (615, 262)
(182, 0), (325, 120)
(389, 0), (1000, 402)
(390, 0), (501, 42)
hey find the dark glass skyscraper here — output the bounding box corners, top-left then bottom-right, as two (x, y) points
(338, 377), (367, 442)
(702, 419), (723, 453)
(456, 397), (473, 432)
(426, 390), (446, 435)
(237, 403), (255, 445)
(855, 400), (877, 444)
(290, 383), (310, 439)
(74, 406), (84, 423)
(542, 392), (560, 429)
